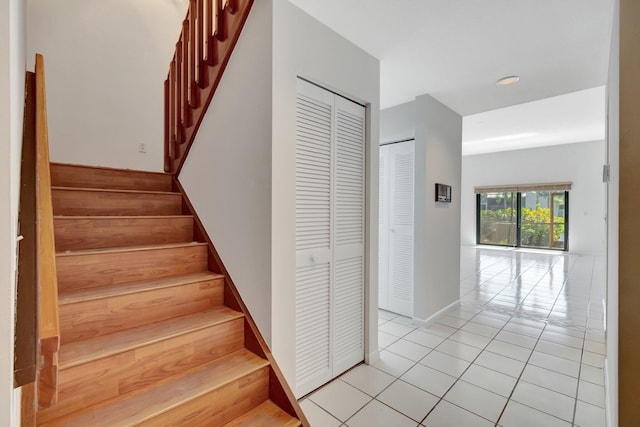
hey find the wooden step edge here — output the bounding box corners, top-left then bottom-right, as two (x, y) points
(53, 214), (194, 220)
(222, 400), (301, 427)
(50, 162), (173, 177)
(58, 272), (224, 305)
(56, 241), (207, 257)
(51, 186), (180, 195)
(59, 307), (243, 370)
(46, 350), (270, 427)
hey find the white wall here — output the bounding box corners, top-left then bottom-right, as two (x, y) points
(414, 95), (462, 321)
(461, 141), (606, 255)
(27, 0), (188, 171)
(379, 97), (463, 322)
(179, 0), (273, 344)
(605, 0), (619, 424)
(272, 0), (380, 390)
(0, 0), (25, 424)
(380, 100), (415, 143)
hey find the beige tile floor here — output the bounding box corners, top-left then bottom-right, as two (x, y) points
(300, 247), (607, 426)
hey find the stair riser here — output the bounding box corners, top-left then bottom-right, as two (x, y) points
(60, 279), (224, 344)
(56, 245), (208, 292)
(51, 164), (173, 192)
(37, 319), (246, 424)
(138, 367), (270, 427)
(222, 401), (302, 427)
(54, 217), (194, 251)
(52, 189), (182, 216)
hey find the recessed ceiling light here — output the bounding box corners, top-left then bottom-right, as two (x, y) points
(496, 75), (520, 86)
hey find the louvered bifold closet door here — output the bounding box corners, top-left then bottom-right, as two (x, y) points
(333, 96), (365, 376)
(295, 80), (334, 396)
(388, 140), (414, 317)
(295, 79), (366, 397)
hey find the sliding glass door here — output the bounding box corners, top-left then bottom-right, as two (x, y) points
(477, 192), (517, 246)
(520, 191), (567, 249)
(477, 190), (569, 251)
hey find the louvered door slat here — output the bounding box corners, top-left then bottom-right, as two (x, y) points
(295, 263), (331, 396)
(295, 86), (332, 253)
(333, 256), (364, 375)
(335, 103), (365, 247)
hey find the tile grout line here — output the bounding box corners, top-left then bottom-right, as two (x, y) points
(305, 251), (605, 426)
(343, 309), (476, 426)
(419, 255), (566, 425)
(417, 305), (527, 425)
(570, 255), (597, 426)
(368, 314), (465, 426)
(341, 317), (451, 426)
(495, 253), (584, 426)
(351, 306), (489, 425)
(493, 319), (556, 426)
(494, 255), (569, 425)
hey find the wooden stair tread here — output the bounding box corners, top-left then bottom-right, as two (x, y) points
(54, 215), (196, 251)
(51, 162), (171, 177)
(55, 242), (208, 292)
(52, 187), (183, 217)
(59, 307), (243, 369)
(59, 272), (224, 305)
(56, 241), (206, 257)
(46, 349), (269, 427)
(50, 163), (173, 192)
(53, 214), (193, 220)
(223, 401), (301, 427)
(51, 186), (179, 195)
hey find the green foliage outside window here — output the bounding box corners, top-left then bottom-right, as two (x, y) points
(480, 207), (564, 247)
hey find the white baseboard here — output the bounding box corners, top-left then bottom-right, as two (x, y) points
(412, 299), (461, 327)
(13, 387), (21, 427)
(605, 357), (613, 427)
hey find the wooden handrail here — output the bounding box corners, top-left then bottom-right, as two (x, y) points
(34, 53), (60, 409)
(164, 0), (253, 174)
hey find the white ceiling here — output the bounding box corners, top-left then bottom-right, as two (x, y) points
(288, 0), (614, 116)
(462, 86), (606, 155)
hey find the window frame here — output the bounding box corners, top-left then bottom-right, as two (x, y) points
(476, 190), (569, 251)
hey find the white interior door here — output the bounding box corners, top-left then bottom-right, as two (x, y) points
(295, 79), (365, 396)
(378, 140), (414, 317)
(294, 81), (333, 396)
(332, 96), (365, 376)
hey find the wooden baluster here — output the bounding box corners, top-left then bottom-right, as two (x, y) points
(182, 20), (191, 128)
(197, 0), (207, 87)
(169, 59), (177, 158)
(205, 0), (216, 66)
(164, 0), (254, 174)
(189, 0), (198, 107)
(164, 78), (170, 171)
(216, 0), (226, 42)
(175, 40), (182, 145)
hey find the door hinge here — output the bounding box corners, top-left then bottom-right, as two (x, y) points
(603, 164), (610, 183)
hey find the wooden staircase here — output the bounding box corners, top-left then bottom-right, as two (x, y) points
(36, 163), (303, 426)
